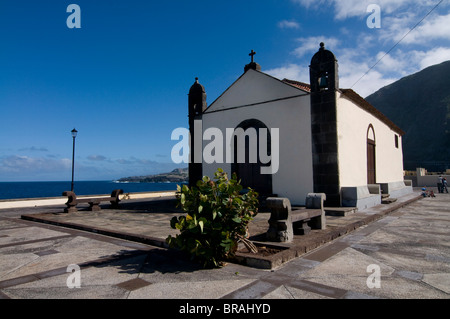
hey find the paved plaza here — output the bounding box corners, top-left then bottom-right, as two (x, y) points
(0, 190), (449, 301)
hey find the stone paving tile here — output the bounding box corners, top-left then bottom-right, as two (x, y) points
(286, 278), (348, 299)
(34, 249), (59, 257)
(302, 241), (349, 263)
(363, 249), (450, 275)
(115, 278), (152, 291)
(0, 233), (140, 282)
(422, 273), (450, 294)
(130, 279), (257, 299)
(220, 280), (280, 299)
(4, 285), (129, 299)
(262, 285), (332, 299)
(0, 219), (29, 230)
(296, 251), (448, 299)
(297, 247), (395, 283)
(0, 226), (70, 246)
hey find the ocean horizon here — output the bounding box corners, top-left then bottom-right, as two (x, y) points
(0, 181), (182, 201)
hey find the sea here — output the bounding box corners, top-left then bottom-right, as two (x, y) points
(0, 181), (182, 201)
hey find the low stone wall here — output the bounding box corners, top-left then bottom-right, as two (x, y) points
(341, 181), (413, 210)
(414, 174), (450, 188)
(341, 185), (381, 210)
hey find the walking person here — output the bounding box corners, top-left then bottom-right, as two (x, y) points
(438, 175), (443, 193)
(443, 178), (449, 193)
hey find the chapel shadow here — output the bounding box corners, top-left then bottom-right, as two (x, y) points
(106, 192), (272, 214)
(94, 248), (205, 275)
(100, 197), (182, 214)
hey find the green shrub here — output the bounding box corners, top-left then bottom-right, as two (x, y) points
(166, 168), (259, 268)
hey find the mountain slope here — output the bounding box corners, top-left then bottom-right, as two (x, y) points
(365, 60), (450, 171)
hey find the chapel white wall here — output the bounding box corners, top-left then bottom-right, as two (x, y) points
(336, 93), (405, 187)
(201, 95), (313, 205)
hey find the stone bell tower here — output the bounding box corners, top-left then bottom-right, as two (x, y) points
(188, 77), (207, 187)
(309, 43), (341, 207)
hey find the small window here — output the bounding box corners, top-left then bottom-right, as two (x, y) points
(395, 134), (399, 149)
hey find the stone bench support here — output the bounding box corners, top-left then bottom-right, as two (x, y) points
(266, 193), (327, 243)
(62, 189), (123, 213)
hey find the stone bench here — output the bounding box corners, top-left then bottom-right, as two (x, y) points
(62, 189), (123, 213)
(266, 193), (326, 243)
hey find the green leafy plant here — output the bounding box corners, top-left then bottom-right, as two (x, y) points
(166, 168), (259, 268)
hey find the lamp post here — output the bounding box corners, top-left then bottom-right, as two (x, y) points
(71, 128), (78, 192)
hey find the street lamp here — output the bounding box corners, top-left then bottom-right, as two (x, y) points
(71, 128), (78, 192)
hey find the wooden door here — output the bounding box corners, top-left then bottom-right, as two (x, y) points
(232, 121), (273, 196)
(367, 139), (376, 184)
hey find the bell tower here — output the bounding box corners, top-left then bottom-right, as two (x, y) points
(310, 42), (339, 92)
(188, 77), (207, 187)
(309, 43), (341, 207)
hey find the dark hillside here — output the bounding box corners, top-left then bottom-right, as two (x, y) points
(365, 60), (450, 171)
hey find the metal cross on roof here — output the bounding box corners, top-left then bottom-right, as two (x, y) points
(249, 50), (256, 63)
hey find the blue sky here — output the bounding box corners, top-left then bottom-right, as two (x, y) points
(0, 0), (449, 181)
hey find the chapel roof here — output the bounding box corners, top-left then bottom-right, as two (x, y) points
(282, 79), (311, 92)
(282, 78), (405, 136)
(340, 89), (405, 136)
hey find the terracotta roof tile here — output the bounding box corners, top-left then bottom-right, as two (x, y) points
(282, 78), (311, 92)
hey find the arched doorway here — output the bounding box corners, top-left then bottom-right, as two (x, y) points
(231, 119), (273, 195)
(367, 125), (376, 184)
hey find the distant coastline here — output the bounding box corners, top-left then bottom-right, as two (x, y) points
(0, 169), (188, 200)
(115, 168), (188, 183)
(0, 180), (180, 201)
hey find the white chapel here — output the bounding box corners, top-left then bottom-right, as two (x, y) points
(188, 43), (412, 209)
